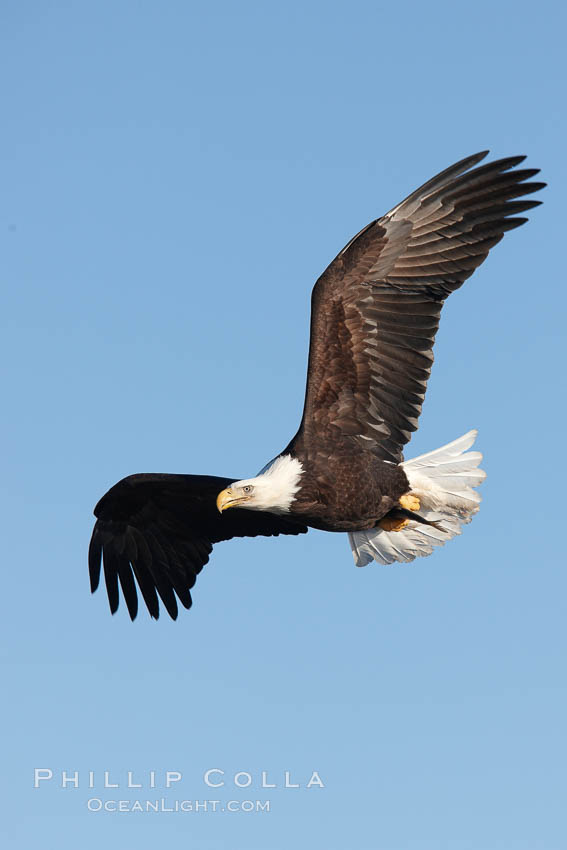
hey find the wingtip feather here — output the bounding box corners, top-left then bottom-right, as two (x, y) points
(88, 532), (102, 593)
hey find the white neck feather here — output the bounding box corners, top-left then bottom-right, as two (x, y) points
(233, 454), (304, 514)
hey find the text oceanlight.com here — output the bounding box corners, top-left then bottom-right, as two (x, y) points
(87, 798), (271, 813)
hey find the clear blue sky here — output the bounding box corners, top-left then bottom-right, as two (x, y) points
(2, 2), (565, 848)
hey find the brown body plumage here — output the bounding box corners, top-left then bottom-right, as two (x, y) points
(285, 442), (409, 531)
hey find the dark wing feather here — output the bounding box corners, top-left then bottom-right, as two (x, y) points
(89, 473), (308, 620)
(288, 152), (544, 463)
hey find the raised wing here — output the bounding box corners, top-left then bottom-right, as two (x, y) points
(289, 152), (544, 463)
(89, 473), (307, 620)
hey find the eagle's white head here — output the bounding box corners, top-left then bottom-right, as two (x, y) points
(216, 454), (304, 515)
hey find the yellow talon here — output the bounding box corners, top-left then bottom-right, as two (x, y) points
(399, 493), (420, 511)
(379, 516), (410, 532)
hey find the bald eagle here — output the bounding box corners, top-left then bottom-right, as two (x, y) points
(89, 151), (544, 620)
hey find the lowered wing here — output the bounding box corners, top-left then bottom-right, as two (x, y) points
(89, 473), (307, 620)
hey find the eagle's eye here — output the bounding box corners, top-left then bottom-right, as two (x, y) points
(242, 485), (253, 494)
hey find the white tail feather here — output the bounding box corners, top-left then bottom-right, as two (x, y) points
(348, 430), (486, 567)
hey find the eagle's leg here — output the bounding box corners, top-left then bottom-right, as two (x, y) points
(399, 493), (420, 511)
(379, 515), (411, 532)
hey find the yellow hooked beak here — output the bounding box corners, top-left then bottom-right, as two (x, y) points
(216, 487), (239, 513)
